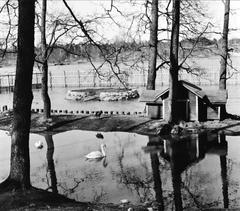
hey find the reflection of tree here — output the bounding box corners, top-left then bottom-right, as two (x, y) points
(92, 187), (107, 203)
(220, 155), (228, 208)
(178, 134), (240, 209)
(57, 167), (106, 203)
(219, 134), (229, 208)
(150, 152), (164, 210)
(172, 170), (183, 211)
(44, 134), (58, 193)
(145, 133), (240, 209)
(112, 146), (154, 203)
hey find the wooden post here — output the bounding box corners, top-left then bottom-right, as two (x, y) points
(35, 73), (38, 88)
(63, 70), (67, 87)
(0, 76), (1, 93)
(93, 72), (96, 87)
(196, 138), (199, 158)
(162, 99), (165, 119)
(196, 96), (199, 121)
(10, 74), (14, 92)
(186, 100), (189, 121)
(7, 74), (10, 92)
(218, 106), (221, 120)
(78, 69), (80, 87)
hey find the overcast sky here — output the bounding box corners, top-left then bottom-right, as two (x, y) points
(0, 0), (239, 43)
(47, 0), (240, 40)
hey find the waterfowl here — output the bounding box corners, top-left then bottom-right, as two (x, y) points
(95, 110), (103, 117)
(96, 133), (104, 139)
(85, 144), (106, 159)
(34, 141), (43, 149)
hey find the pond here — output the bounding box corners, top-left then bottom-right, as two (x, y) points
(0, 130), (240, 210)
(0, 84), (240, 115)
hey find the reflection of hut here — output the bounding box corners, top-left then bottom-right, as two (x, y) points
(140, 80), (227, 121)
(143, 133), (228, 210)
(143, 133), (227, 173)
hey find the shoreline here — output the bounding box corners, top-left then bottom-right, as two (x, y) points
(0, 112), (240, 136)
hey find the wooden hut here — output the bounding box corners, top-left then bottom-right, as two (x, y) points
(140, 80), (227, 121)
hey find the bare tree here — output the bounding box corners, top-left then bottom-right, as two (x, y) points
(0, 0), (35, 190)
(168, 0), (181, 123)
(40, 0), (51, 120)
(35, 2), (83, 120)
(45, 134), (58, 193)
(146, 0), (158, 90)
(0, 1), (18, 64)
(219, 0), (230, 90)
(62, 0), (132, 89)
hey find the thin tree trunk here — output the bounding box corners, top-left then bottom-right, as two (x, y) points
(45, 134), (58, 193)
(41, 0), (51, 120)
(168, 0), (180, 123)
(9, 0), (35, 189)
(219, 134), (228, 208)
(219, 0), (230, 90)
(147, 0), (158, 90)
(220, 155), (229, 208)
(171, 162), (183, 211)
(150, 153), (164, 210)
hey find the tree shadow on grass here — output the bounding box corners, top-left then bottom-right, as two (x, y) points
(0, 185), (89, 210)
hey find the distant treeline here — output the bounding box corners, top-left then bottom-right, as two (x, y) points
(1, 37), (240, 66)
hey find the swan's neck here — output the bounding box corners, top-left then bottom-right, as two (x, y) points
(101, 145), (106, 156)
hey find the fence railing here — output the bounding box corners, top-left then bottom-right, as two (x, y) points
(0, 69), (239, 92)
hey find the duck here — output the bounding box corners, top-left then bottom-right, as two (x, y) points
(96, 133), (104, 139)
(34, 141), (43, 149)
(95, 110), (103, 117)
(85, 143), (106, 159)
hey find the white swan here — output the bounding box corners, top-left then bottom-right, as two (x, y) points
(85, 144), (106, 159)
(34, 141), (43, 149)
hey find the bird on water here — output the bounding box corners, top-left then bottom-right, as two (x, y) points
(85, 143), (106, 159)
(96, 133), (104, 139)
(34, 141), (44, 149)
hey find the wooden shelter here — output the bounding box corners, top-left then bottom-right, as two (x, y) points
(140, 80), (227, 121)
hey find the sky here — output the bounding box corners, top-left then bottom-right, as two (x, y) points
(47, 0), (240, 40)
(206, 0), (240, 38)
(0, 0), (240, 44)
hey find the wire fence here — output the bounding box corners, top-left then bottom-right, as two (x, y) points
(0, 68), (239, 92)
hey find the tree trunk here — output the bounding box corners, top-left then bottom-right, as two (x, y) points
(45, 134), (58, 193)
(219, 134), (229, 208)
(41, 0), (51, 120)
(168, 0), (180, 123)
(220, 155), (229, 208)
(171, 167), (183, 211)
(9, 0), (35, 189)
(150, 153), (164, 210)
(146, 0), (158, 90)
(219, 0), (230, 90)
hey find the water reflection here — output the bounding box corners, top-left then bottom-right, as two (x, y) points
(44, 134), (58, 193)
(220, 153), (228, 208)
(150, 153), (164, 210)
(1, 130), (240, 209)
(144, 133), (228, 210)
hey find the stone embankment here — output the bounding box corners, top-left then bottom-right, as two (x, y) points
(1, 107), (240, 136)
(65, 88), (139, 101)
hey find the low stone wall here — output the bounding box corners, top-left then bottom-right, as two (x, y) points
(31, 108), (145, 117)
(1, 104), (145, 117)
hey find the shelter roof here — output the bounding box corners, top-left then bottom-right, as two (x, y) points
(139, 80), (227, 105)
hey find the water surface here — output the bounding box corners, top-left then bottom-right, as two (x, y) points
(0, 130), (240, 210)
